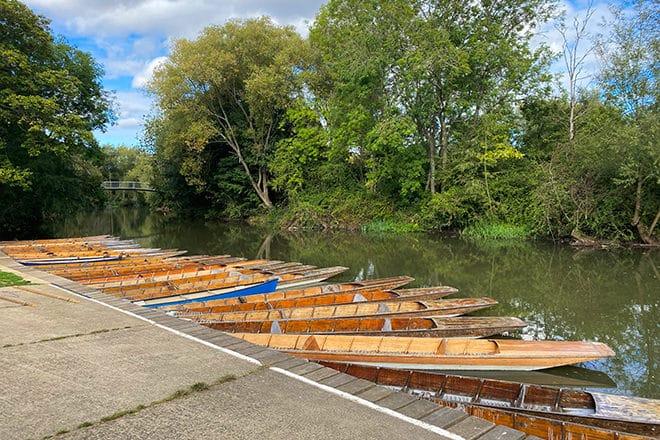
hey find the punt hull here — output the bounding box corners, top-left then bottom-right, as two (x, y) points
(135, 279), (279, 307)
(180, 297), (499, 322)
(202, 316), (526, 338)
(319, 362), (658, 438)
(234, 334), (615, 371)
(20, 255), (122, 266)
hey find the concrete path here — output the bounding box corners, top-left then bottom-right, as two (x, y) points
(0, 253), (530, 440)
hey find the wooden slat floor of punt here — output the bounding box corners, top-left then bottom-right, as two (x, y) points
(0, 240), (548, 440)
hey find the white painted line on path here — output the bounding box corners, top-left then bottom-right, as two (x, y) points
(49, 282), (262, 366)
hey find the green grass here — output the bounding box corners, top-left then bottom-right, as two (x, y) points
(0, 270), (30, 287)
(461, 222), (532, 240)
(361, 219), (421, 233)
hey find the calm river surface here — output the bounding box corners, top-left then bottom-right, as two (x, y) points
(53, 208), (658, 398)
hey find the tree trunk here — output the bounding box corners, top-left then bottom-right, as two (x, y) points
(439, 115), (448, 193)
(255, 167), (273, 209)
(233, 141), (272, 209)
(648, 206), (660, 239)
(631, 174), (657, 244)
(428, 128), (436, 195)
(569, 81), (576, 143)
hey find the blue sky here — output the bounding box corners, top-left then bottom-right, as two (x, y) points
(22, 0), (616, 147)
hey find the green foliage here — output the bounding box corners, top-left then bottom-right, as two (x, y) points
(593, 0), (659, 243)
(270, 104), (327, 197)
(307, 0), (556, 228)
(363, 114), (426, 203)
(596, 0), (658, 118)
(418, 189), (474, 229)
(147, 17), (311, 213)
(0, 0), (113, 238)
(273, 188), (400, 231)
(531, 86), (658, 241)
(461, 222), (532, 240)
(0, 1), (653, 242)
(361, 219), (421, 233)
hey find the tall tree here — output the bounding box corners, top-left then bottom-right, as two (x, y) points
(0, 0), (113, 238)
(596, 0), (659, 243)
(147, 17), (310, 211)
(310, 0), (555, 198)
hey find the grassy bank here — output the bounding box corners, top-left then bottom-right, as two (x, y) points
(0, 270), (30, 288)
(461, 222), (533, 240)
(254, 192), (539, 239)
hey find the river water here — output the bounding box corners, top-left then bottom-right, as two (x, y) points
(53, 208), (658, 399)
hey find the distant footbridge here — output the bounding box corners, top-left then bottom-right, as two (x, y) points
(101, 181), (156, 192)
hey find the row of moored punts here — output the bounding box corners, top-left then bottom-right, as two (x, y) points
(1, 235), (657, 440)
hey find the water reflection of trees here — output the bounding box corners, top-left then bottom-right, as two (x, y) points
(52, 210), (658, 398)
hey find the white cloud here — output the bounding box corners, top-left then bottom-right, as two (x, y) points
(132, 36), (161, 58)
(95, 91), (153, 146)
(114, 91), (152, 115)
(116, 117), (143, 128)
(132, 57), (168, 89)
(24, 0), (324, 39)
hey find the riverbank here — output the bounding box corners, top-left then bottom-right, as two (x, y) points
(0, 251), (537, 440)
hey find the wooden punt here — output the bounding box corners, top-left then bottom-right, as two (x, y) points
(178, 297), (499, 322)
(100, 266), (348, 299)
(234, 333), (615, 371)
(272, 266), (350, 289)
(225, 261), (307, 271)
(95, 268), (271, 291)
(16, 249), (132, 259)
(0, 235), (113, 247)
(199, 316), (527, 338)
(3, 241), (150, 256)
(165, 276), (417, 311)
(320, 362), (659, 438)
(10, 245), (179, 261)
(171, 255), (281, 267)
(168, 285), (457, 314)
(20, 255), (123, 266)
(53, 256), (242, 281)
(23, 250), (187, 269)
(136, 279), (279, 308)
(2, 244), (118, 257)
(67, 257), (285, 282)
(76, 259), (239, 284)
(91, 264), (345, 291)
(446, 365), (618, 388)
(108, 273), (274, 300)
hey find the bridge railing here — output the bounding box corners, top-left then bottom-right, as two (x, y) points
(101, 181), (155, 192)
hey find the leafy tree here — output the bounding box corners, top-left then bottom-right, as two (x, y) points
(147, 17), (311, 212)
(310, 0), (423, 199)
(270, 103), (328, 198)
(0, 0), (113, 238)
(310, 0), (555, 204)
(596, 0), (659, 243)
